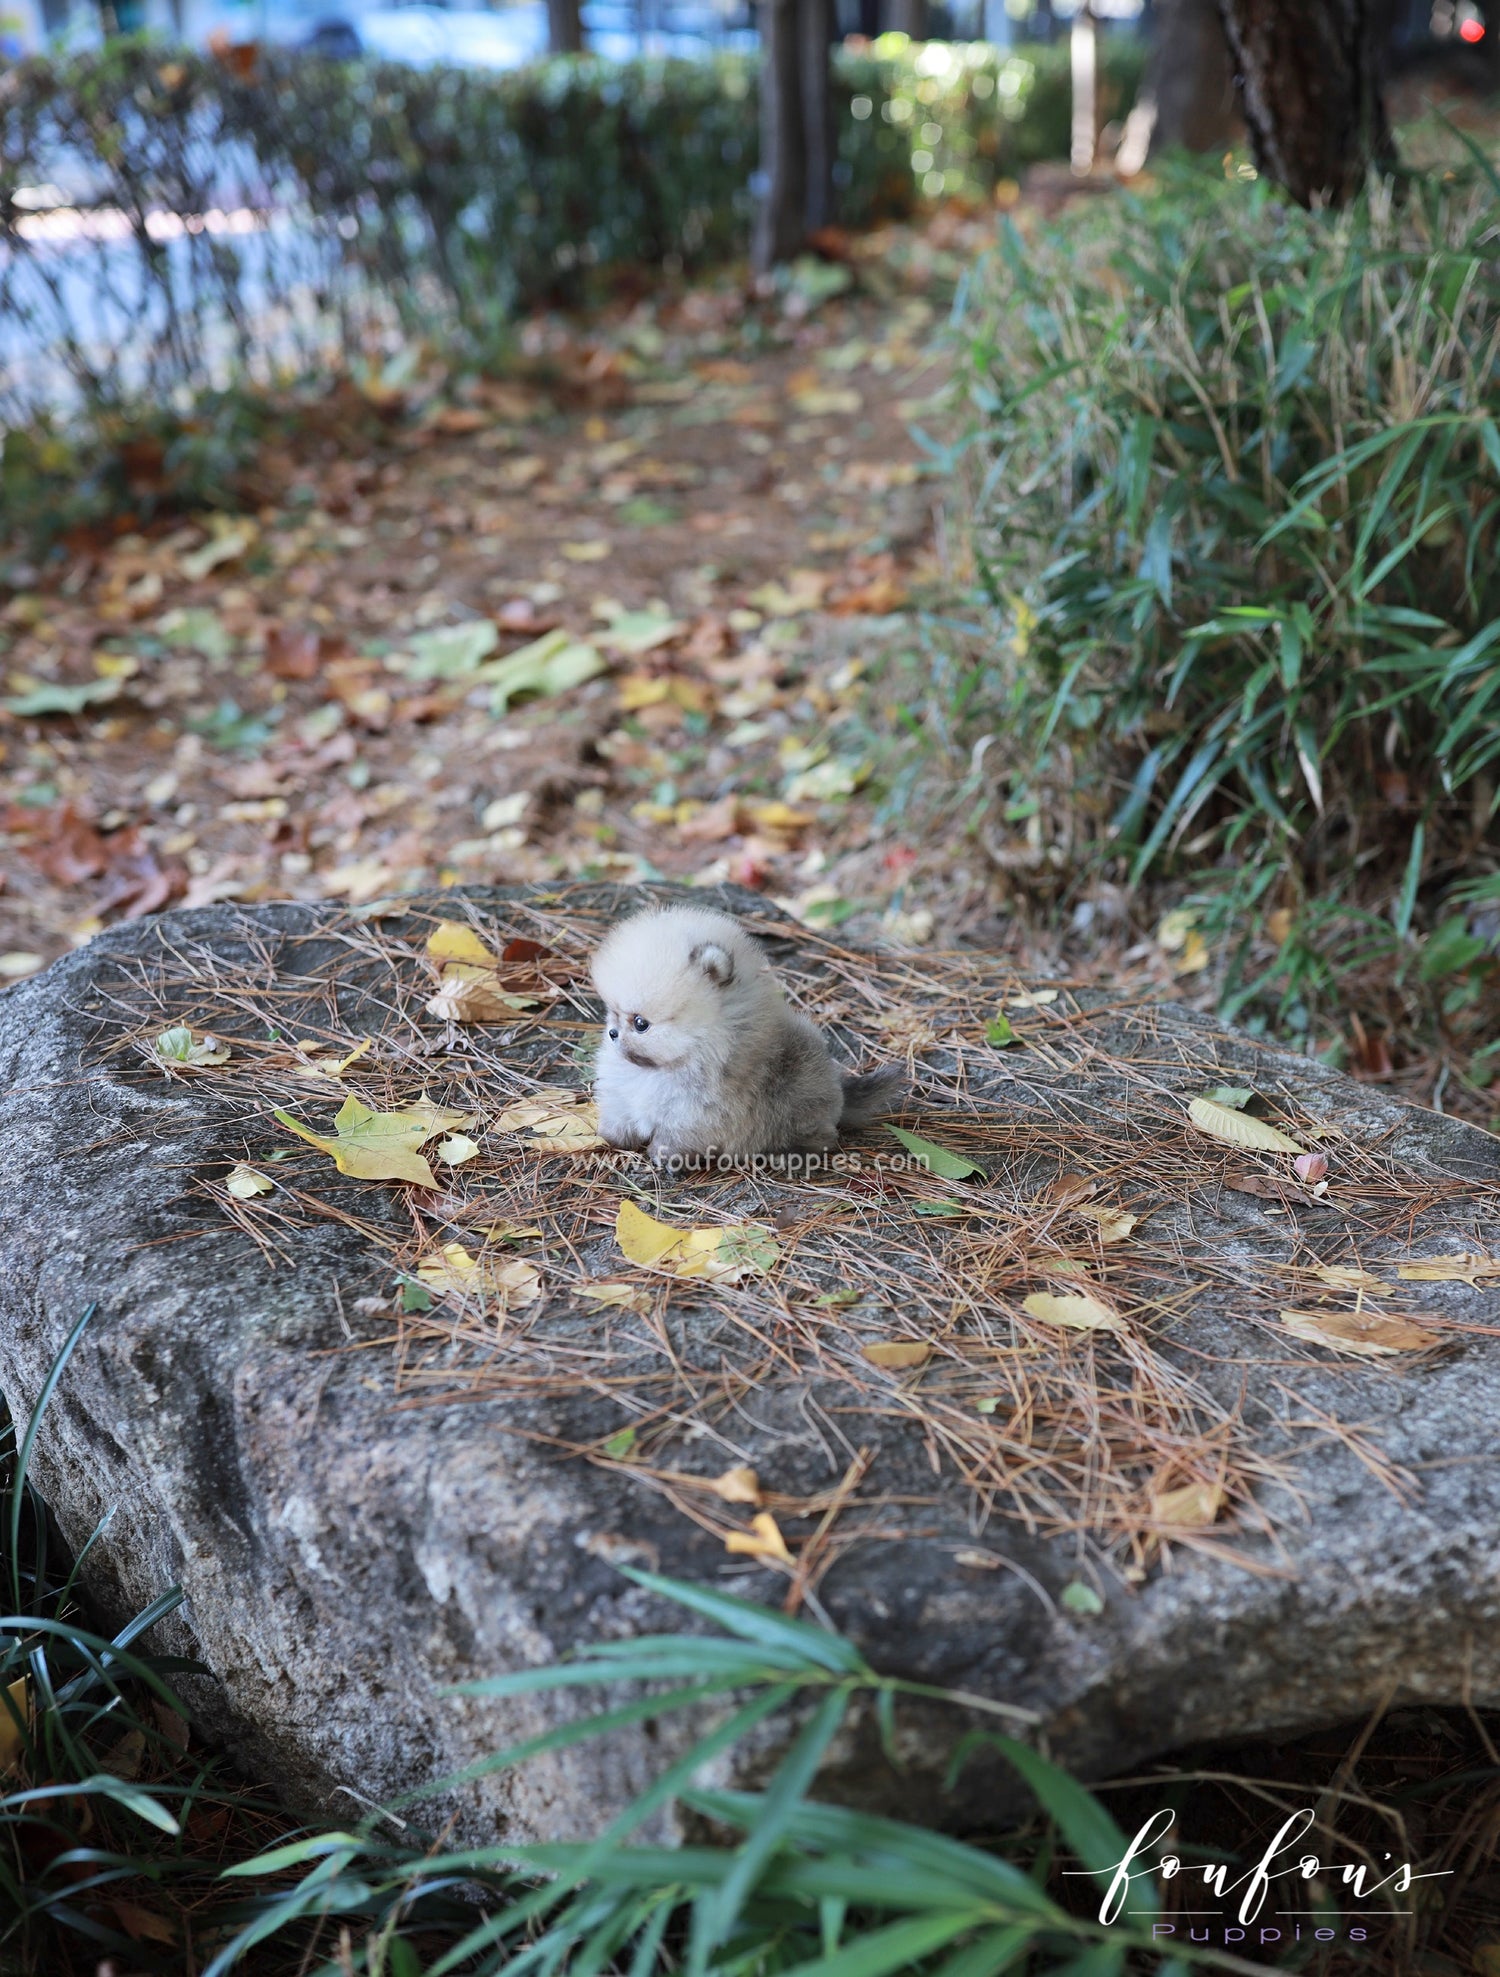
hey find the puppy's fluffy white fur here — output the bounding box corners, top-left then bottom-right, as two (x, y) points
(590, 905), (902, 1163)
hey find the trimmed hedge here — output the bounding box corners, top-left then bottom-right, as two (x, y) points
(0, 33), (1143, 418)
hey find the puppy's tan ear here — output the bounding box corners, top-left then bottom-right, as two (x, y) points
(690, 941), (735, 987)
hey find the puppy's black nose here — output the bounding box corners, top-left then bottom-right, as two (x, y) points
(608, 1027), (619, 1040)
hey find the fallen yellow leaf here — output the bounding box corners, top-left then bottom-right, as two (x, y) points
(746, 799), (816, 833)
(425, 921), (504, 968)
(417, 1243), (542, 1311)
(1306, 1264), (1395, 1296)
(725, 1512), (794, 1565)
(1188, 1096), (1305, 1155)
(417, 1242), (479, 1293)
(294, 1036), (373, 1080)
(1151, 1480), (1225, 1528)
(1396, 1254), (1500, 1285)
(1022, 1291), (1125, 1334)
(574, 1280), (651, 1313)
(1174, 930), (1210, 975)
(861, 1340), (933, 1371)
(493, 1092), (604, 1150)
(425, 971), (539, 1023)
(615, 1199), (779, 1283)
(1279, 1308), (1438, 1356)
(436, 1134), (480, 1165)
(1073, 1204), (1138, 1244)
(708, 1465), (762, 1505)
(274, 1094), (474, 1188)
(1156, 907), (1196, 953)
(225, 1164), (273, 1199)
(0, 1675), (27, 1773)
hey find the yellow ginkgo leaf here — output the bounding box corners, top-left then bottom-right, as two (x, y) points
(725, 1512), (794, 1565)
(425, 921), (504, 968)
(1397, 1254), (1500, 1285)
(274, 1094), (473, 1189)
(494, 1092), (604, 1151)
(615, 1199), (779, 1283)
(417, 1242), (479, 1293)
(404, 1095), (478, 1139)
(708, 1465), (762, 1505)
(225, 1164), (273, 1199)
(1022, 1290), (1125, 1334)
(1151, 1481), (1225, 1528)
(294, 1037), (373, 1080)
(861, 1340), (932, 1371)
(488, 1258), (544, 1310)
(417, 1243), (541, 1310)
(1188, 1096), (1305, 1155)
(1307, 1264), (1395, 1296)
(575, 1280), (652, 1313)
(527, 1107), (606, 1154)
(1073, 1204), (1138, 1244)
(1280, 1308), (1438, 1356)
(425, 970), (538, 1022)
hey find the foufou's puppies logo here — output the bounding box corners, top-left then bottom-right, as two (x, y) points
(1074, 1807), (1450, 1946)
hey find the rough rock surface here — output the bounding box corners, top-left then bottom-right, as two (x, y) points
(1, 884), (1498, 1840)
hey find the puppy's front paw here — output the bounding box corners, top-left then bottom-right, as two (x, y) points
(599, 1115), (650, 1151)
(648, 1137), (712, 1172)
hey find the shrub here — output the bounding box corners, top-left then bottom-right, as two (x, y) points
(956, 164), (1500, 1032)
(0, 35), (1142, 424)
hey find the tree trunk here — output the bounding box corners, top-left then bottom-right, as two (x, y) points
(800, 0), (836, 232)
(1213, 0), (1396, 206)
(1119, 0), (1239, 168)
(546, 0), (584, 52)
(884, 0), (927, 37)
(754, 0), (809, 273)
(1070, 5), (1097, 175)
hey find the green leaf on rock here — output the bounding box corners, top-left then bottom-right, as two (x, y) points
(886, 1127), (984, 1181)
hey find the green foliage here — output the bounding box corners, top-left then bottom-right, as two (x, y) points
(955, 164), (1500, 1040)
(0, 36), (1142, 410)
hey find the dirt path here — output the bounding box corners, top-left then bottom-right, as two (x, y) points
(1, 217), (1002, 977)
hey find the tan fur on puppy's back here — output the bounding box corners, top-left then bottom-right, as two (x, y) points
(589, 904), (903, 1165)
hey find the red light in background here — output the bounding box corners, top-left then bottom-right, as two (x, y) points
(1459, 15), (1486, 39)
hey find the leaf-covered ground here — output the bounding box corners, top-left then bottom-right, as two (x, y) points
(4, 171), (1496, 1128)
(1, 219), (981, 963)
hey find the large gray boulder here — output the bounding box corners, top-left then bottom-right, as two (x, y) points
(1, 884), (1498, 1839)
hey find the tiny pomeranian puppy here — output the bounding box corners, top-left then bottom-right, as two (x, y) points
(590, 905), (904, 1165)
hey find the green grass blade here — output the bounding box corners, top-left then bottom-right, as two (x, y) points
(620, 1568), (868, 1675)
(8, 1306), (95, 1612)
(697, 1687), (851, 1968)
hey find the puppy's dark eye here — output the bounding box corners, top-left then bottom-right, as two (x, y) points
(607, 1027), (619, 1041)
(631, 1015), (650, 1034)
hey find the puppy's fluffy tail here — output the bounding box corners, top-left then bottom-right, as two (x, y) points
(838, 1065), (905, 1131)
